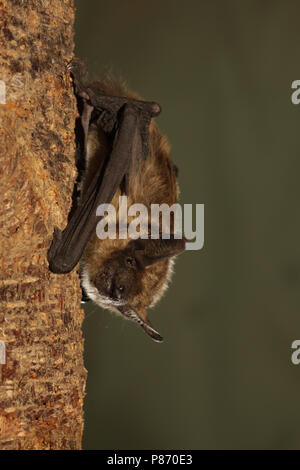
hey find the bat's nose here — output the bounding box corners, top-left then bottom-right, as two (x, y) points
(109, 279), (124, 300)
(113, 284), (124, 300)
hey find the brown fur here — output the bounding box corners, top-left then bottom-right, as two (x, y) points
(80, 77), (183, 336)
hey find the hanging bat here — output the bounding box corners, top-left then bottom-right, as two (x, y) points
(47, 59), (185, 342)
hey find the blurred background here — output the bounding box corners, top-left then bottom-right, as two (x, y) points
(75, 0), (300, 449)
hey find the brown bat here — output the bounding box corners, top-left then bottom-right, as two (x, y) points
(48, 59), (185, 342)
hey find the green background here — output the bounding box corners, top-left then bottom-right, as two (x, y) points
(75, 0), (300, 449)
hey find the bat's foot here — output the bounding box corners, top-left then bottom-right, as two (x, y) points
(67, 57), (87, 78)
(67, 58), (90, 99)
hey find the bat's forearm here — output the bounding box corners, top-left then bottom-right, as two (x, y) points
(47, 104), (138, 273)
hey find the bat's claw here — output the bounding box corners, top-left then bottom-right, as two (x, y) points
(67, 58), (87, 77)
(150, 102), (161, 117)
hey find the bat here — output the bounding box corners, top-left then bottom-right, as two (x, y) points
(47, 59), (185, 342)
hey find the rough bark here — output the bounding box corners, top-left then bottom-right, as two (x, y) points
(0, 0), (86, 450)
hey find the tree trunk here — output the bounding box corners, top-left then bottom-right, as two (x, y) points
(0, 0), (86, 450)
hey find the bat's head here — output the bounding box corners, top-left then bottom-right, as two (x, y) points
(80, 236), (185, 342)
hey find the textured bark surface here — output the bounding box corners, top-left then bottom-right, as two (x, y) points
(0, 0), (86, 450)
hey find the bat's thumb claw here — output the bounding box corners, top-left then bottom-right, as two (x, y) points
(150, 102), (161, 117)
(67, 58), (87, 82)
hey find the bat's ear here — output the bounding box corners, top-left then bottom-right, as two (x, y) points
(133, 308), (164, 343)
(141, 318), (164, 343)
(119, 306), (163, 342)
(133, 236), (186, 267)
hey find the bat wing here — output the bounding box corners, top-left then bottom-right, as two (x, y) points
(48, 62), (161, 274)
(48, 104), (139, 273)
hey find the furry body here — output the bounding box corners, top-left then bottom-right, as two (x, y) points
(48, 63), (185, 341)
(80, 79), (180, 328)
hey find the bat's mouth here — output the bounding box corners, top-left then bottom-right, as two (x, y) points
(98, 295), (126, 307)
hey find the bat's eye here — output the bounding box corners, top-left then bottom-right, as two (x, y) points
(126, 257), (136, 268)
